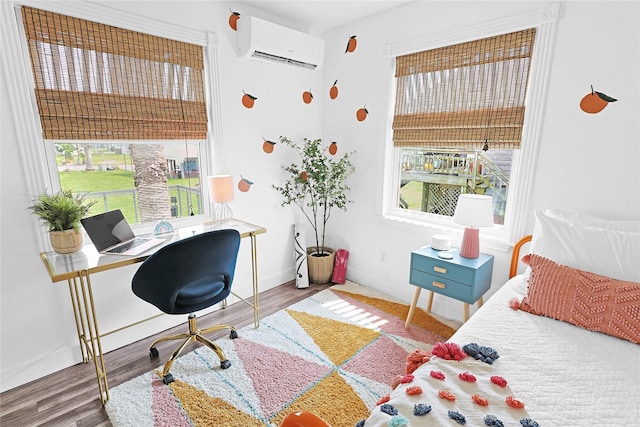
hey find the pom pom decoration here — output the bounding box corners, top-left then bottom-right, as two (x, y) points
(438, 390), (456, 401)
(463, 343), (500, 364)
(406, 386), (423, 396)
(400, 374), (415, 384)
(376, 395), (391, 405)
(431, 342), (467, 361)
(389, 415), (409, 427)
(448, 410), (467, 425)
(391, 375), (403, 390)
(521, 254), (531, 265)
(458, 372), (477, 382)
(355, 421), (365, 427)
(520, 418), (540, 427)
(506, 396), (526, 409)
(491, 376), (508, 387)
(380, 403), (399, 416)
(484, 414), (505, 427)
(430, 370), (446, 380)
(414, 403), (432, 416)
(472, 394), (489, 406)
(509, 298), (521, 310)
(406, 349), (431, 374)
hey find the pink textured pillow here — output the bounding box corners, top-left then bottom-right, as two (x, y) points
(520, 254), (640, 344)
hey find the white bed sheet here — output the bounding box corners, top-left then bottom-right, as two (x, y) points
(452, 275), (640, 426)
(365, 276), (640, 426)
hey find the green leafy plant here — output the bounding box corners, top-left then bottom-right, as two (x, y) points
(273, 136), (355, 255)
(30, 189), (97, 231)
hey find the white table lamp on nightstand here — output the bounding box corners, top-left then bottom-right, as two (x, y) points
(453, 194), (494, 259)
(208, 175), (234, 221)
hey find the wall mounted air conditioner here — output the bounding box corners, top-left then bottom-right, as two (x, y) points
(236, 16), (325, 71)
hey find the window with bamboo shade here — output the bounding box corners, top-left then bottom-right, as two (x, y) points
(391, 28), (537, 226)
(20, 6), (209, 224)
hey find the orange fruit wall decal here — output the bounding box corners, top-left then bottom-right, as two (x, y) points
(229, 10), (240, 31)
(238, 175), (253, 192)
(302, 90), (313, 104)
(262, 138), (276, 154)
(242, 91), (257, 109)
(579, 85), (617, 114)
(356, 105), (368, 122)
(329, 80), (339, 99)
(300, 171), (308, 182)
(328, 141), (338, 155)
(345, 35), (357, 53)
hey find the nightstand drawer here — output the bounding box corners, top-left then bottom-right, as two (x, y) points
(409, 270), (477, 303)
(411, 252), (474, 283)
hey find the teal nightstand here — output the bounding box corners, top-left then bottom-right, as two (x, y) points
(405, 246), (494, 326)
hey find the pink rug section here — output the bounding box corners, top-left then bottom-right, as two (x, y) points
(341, 335), (408, 385)
(234, 337), (332, 418)
(151, 373), (191, 427)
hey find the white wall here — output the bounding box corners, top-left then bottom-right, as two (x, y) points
(1, 0), (638, 392)
(320, 1), (640, 319)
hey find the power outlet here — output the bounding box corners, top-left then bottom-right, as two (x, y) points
(378, 249), (389, 264)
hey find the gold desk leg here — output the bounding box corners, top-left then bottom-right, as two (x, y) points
(76, 270), (110, 404)
(250, 233), (260, 328)
(68, 277), (89, 363)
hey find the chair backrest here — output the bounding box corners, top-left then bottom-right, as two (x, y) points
(132, 229), (241, 314)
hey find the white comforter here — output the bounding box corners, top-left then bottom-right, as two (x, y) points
(366, 276), (640, 426)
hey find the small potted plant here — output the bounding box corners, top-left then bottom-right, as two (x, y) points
(273, 136), (355, 283)
(29, 189), (97, 254)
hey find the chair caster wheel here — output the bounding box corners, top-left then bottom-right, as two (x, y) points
(230, 330), (238, 339)
(150, 347), (159, 359)
(221, 359), (231, 369)
(162, 373), (174, 384)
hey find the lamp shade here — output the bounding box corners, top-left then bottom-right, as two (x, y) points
(208, 175), (234, 203)
(453, 194), (494, 228)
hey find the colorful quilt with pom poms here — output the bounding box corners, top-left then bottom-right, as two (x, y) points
(362, 342), (538, 427)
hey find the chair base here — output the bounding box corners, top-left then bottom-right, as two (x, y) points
(149, 313), (238, 384)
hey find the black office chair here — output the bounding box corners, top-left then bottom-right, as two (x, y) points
(132, 229), (241, 384)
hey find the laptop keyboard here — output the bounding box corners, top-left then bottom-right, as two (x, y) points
(107, 237), (150, 254)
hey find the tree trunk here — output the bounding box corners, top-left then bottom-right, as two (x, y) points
(84, 145), (95, 171)
(130, 144), (171, 223)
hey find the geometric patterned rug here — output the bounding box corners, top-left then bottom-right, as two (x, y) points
(105, 281), (457, 427)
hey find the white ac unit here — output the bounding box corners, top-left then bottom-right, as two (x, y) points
(236, 16), (325, 71)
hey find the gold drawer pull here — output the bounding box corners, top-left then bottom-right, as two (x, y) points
(434, 266), (447, 274)
(432, 281), (446, 289)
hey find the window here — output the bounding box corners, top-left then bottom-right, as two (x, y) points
(391, 29), (536, 226)
(20, 6), (209, 225)
(381, 4), (561, 243)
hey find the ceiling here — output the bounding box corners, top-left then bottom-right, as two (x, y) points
(235, 1), (413, 33)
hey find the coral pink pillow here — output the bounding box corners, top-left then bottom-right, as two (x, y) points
(520, 254), (640, 344)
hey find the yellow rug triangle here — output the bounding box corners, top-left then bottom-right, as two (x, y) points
(286, 309), (381, 365)
(169, 378), (265, 427)
(272, 371), (370, 427)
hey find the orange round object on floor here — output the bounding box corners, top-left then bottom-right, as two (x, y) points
(280, 411), (332, 427)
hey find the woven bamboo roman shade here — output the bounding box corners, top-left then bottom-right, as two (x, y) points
(393, 28), (536, 150)
(22, 6), (207, 140)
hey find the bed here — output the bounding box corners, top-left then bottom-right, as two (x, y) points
(364, 209), (640, 426)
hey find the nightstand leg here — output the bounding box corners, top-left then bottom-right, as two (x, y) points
(464, 303), (470, 322)
(405, 287), (422, 329)
(477, 297), (484, 308)
(427, 290), (434, 313)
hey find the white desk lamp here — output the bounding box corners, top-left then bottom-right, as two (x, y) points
(208, 175), (234, 221)
(453, 194), (494, 259)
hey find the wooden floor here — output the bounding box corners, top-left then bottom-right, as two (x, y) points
(0, 281), (331, 427)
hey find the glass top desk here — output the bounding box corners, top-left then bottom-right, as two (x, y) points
(40, 218), (266, 404)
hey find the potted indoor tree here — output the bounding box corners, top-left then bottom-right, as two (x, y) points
(273, 136), (355, 283)
(30, 189), (97, 254)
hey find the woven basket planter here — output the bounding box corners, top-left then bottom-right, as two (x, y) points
(50, 229), (84, 254)
(306, 246), (335, 284)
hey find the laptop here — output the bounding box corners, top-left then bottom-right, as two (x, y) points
(81, 209), (165, 256)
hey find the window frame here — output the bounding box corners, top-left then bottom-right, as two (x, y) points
(379, 3), (561, 246)
(4, 1), (224, 250)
